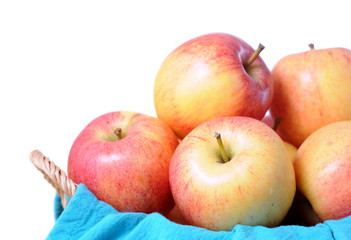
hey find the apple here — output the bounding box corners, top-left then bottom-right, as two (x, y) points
(261, 110), (274, 126)
(154, 33), (272, 139)
(262, 111), (297, 163)
(284, 141), (298, 164)
(67, 111), (179, 214)
(165, 205), (190, 225)
(270, 44), (351, 147)
(261, 110), (284, 139)
(262, 112), (322, 226)
(294, 121), (351, 221)
(169, 116), (296, 231)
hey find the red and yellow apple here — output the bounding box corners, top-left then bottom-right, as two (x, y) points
(270, 45), (351, 147)
(261, 111), (297, 163)
(294, 121), (351, 221)
(261, 110), (284, 138)
(154, 33), (272, 139)
(169, 116), (296, 231)
(67, 111), (179, 214)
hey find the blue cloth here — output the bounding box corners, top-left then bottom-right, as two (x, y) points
(48, 184), (351, 240)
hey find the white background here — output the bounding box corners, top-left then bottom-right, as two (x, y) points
(1, 0), (350, 238)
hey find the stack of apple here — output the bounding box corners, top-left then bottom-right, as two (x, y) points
(67, 33), (351, 231)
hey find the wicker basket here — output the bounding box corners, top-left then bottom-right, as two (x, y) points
(29, 148), (351, 240)
(30, 149), (322, 227)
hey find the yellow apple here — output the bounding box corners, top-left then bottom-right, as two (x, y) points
(154, 33), (272, 139)
(270, 45), (351, 147)
(284, 141), (297, 163)
(294, 121), (351, 221)
(169, 116), (296, 231)
(261, 112), (297, 163)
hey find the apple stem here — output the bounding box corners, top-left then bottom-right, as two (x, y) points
(309, 43), (315, 50)
(272, 118), (282, 132)
(214, 132), (229, 163)
(245, 43), (265, 67)
(114, 128), (123, 140)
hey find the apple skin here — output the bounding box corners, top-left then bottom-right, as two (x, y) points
(165, 205), (190, 225)
(294, 121), (351, 221)
(284, 142), (298, 163)
(261, 110), (284, 139)
(261, 111), (297, 163)
(68, 111), (179, 214)
(154, 33), (272, 139)
(270, 47), (351, 147)
(169, 116), (296, 231)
